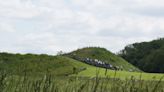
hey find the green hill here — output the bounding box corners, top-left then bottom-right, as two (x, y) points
(0, 53), (95, 76)
(0, 52), (163, 92)
(65, 47), (140, 72)
(0, 52), (163, 81)
(119, 38), (164, 73)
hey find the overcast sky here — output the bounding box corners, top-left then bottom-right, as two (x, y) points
(0, 0), (164, 54)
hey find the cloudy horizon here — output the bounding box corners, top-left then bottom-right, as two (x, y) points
(0, 0), (164, 55)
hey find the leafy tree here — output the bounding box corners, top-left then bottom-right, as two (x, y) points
(119, 38), (164, 73)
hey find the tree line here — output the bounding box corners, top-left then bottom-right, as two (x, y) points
(119, 38), (164, 73)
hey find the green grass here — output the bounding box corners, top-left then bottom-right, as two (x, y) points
(0, 53), (92, 76)
(0, 52), (163, 81)
(0, 72), (164, 92)
(0, 52), (164, 92)
(66, 47), (141, 71)
(76, 67), (164, 81)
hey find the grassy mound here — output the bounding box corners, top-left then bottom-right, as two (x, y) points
(0, 53), (95, 76)
(65, 47), (140, 71)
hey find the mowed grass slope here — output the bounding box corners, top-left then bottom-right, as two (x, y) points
(76, 67), (164, 81)
(65, 47), (140, 71)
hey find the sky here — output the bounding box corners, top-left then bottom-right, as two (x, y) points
(0, 0), (164, 55)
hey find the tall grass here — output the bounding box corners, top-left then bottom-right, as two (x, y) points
(0, 70), (163, 92)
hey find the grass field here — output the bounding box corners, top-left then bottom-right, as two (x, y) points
(0, 71), (164, 92)
(0, 52), (164, 92)
(76, 67), (164, 81)
(0, 53), (163, 81)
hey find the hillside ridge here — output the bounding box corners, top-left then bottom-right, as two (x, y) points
(65, 47), (140, 72)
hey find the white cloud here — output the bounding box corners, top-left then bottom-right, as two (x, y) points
(0, 0), (49, 19)
(0, 22), (15, 32)
(0, 0), (164, 54)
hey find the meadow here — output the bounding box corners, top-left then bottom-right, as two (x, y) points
(0, 51), (164, 92)
(0, 69), (164, 92)
(76, 67), (164, 81)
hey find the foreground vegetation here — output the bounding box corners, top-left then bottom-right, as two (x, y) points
(0, 70), (164, 92)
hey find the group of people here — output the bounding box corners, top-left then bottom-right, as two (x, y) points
(83, 58), (113, 69)
(71, 55), (122, 70)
